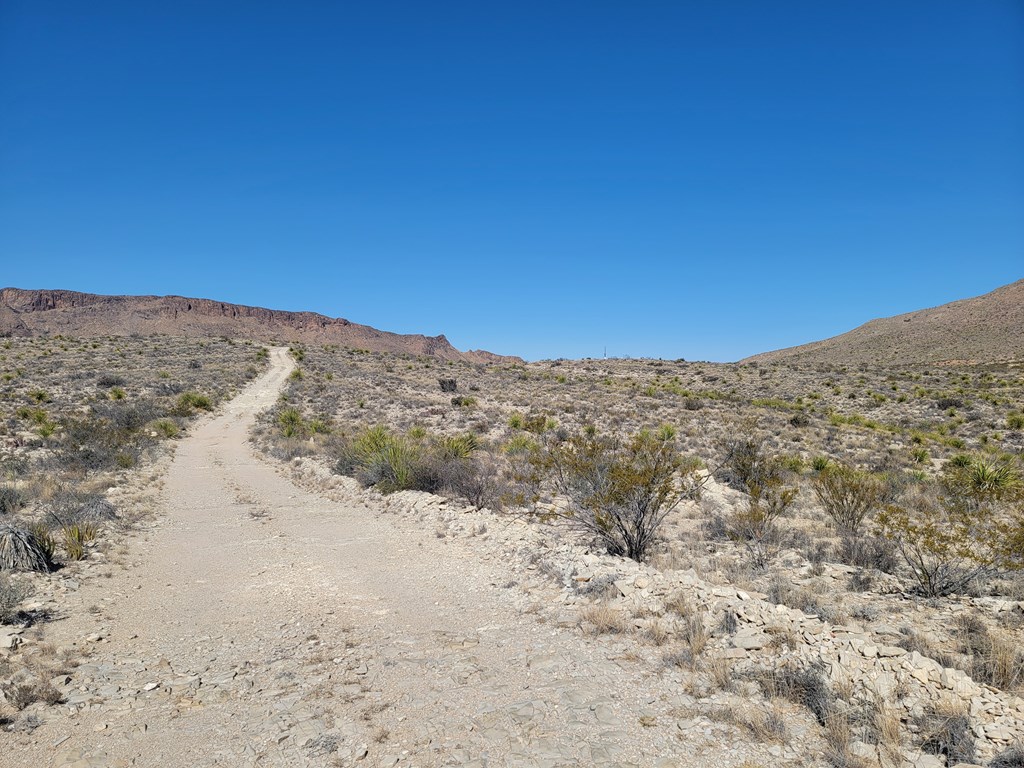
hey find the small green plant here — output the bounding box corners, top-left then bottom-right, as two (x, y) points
(1007, 412), (1024, 430)
(176, 392), (213, 413)
(277, 407), (307, 438)
(154, 419), (179, 438)
(811, 455), (831, 472)
(61, 523), (97, 561)
(108, 386), (127, 400)
(29, 523), (56, 565)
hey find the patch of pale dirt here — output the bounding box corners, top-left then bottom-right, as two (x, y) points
(2, 348), (770, 768)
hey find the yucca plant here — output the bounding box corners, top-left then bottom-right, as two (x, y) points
(0, 524), (53, 572)
(61, 523), (96, 562)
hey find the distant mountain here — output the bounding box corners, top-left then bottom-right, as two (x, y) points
(0, 288), (521, 364)
(742, 279), (1024, 367)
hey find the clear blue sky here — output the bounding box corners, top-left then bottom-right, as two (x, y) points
(2, 2), (1022, 361)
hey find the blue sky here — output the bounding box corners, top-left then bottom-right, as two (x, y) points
(1, 1), (1021, 361)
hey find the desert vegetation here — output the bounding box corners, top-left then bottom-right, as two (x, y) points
(253, 343), (1024, 764)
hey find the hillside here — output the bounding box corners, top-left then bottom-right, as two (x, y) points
(0, 288), (520, 364)
(742, 279), (1024, 366)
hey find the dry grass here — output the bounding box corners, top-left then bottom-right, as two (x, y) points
(579, 602), (629, 635)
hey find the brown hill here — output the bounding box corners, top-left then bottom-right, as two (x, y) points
(742, 279), (1024, 367)
(0, 288), (521, 364)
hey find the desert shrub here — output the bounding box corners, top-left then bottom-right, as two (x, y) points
(175, 392), (213, 414)
(437, 453), (507, 511)
(437, 378), (457, 393)
(0, 524), (52, 572)
(76, 498), (117, 524)
(92, 399), (161, 431)
(717, 432), (780, 492)
(876, 465), (1024, 596)
(95, 373), (126, 388)
(914, 703), (975, 764)
(335, 426), (486, 498)
(813, 464), (885, 534)
(0, 485), (26, 516)
(836, 533), (898, 573)
(0, 574), (30, 623)
(990, 743), (1024, 768)
(55, 416), (146, 473)
(154, 419), (179, 438)
(532, 427), (702, 562)
(450, 396), (477, 408)
(811, 455), (831, 472)
(751, 663), (835, 727)
(767, 574), (845, 623)
(277, 407), (307, 438)
(725, 456), (798, 569)
(953, 615), (1024, 691)
(940, 455), (1021, 511)
(0, 680), (63, 710)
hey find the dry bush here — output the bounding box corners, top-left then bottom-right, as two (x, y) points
(0, 677), (64, 710)
(914, 700), (976, 765)
(767, 574), (846, 623)
(0, 524), (52, 572)
(0, 574), (30, 624)
(739, 705), (788, 743)
(990, 743), (1024, 768)
(751, 663), (835, 727)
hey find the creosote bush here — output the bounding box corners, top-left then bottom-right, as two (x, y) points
(876, 455), (1024, 596)
(813, 463), (885, 534)
(531, 426), (703, 562)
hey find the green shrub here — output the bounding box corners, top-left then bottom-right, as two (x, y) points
(531, 428), (703, 562)
(61, 523), (96, 561)
(813, 463), (885, 535)
(176, 392), (212, 413)
(876, 460), (1024, 596)
(1007, 412), (1024, 430)
(277, 407), (306, 438)
(154, 419), (179, 438)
